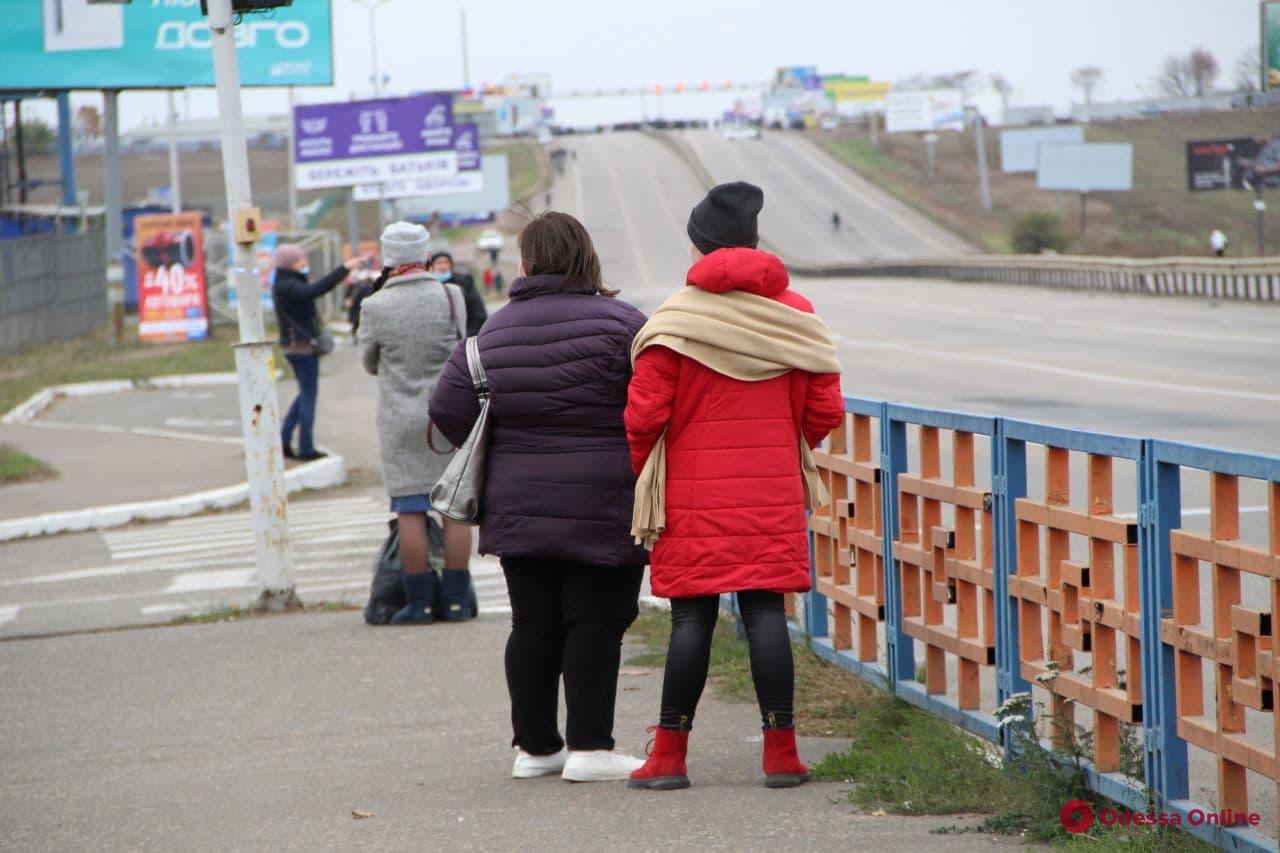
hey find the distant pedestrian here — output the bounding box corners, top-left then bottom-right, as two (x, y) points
(482, 267), (495, 295)
(360, 222), (476, 625)
(272, 243), (364, 460)
(1211, 228), (1229, 257)
(831, 210), (841, 233)
(344, 267), (375, 342)
(428, 250), (488, 336)
(626, 181), (844, 791)
(429, 211), (649, 783)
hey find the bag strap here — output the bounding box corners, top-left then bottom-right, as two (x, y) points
(426, 337), (488, 455)
(465, 336), (489, 399)
(440, 280), (463, 340)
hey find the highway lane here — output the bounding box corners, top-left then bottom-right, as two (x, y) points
(683, 128), (973, 262)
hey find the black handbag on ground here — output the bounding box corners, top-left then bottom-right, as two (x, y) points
(363, 517), (448, 625)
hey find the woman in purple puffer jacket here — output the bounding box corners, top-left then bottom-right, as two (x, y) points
(429, 211), (648, 783)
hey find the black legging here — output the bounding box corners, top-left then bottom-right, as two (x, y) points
(659, 590), (794, 731)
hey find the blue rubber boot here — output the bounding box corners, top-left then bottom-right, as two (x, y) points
(441, 568), (476, 622)
(390, 572), (435, 625)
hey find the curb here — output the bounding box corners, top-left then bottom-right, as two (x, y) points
(0, 371), (348, 541)
(0, 453), (346, 542)
(2, 373), (241, 425)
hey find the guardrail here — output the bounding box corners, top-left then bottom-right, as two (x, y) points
(641, 126), (1280, 304)
(789, 255), (1280, 303)
(792, 396), (1280, 851)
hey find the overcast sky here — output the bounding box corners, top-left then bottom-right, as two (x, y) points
(47, 0), (1262, 128)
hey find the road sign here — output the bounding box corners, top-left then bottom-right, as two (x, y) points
(1265, 1), (1280, 90)
(1036, 143), (1133, 192)
(885, 89), (965, 133)
(135, 212), (210, 343)
(293, 94), (458, 191)
(453, 123), (481, 171)
(1000, 125), (1085, 173)
(0, 0), (333, 89)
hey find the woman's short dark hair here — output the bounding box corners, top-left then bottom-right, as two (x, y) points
(517, 211), (617, 296)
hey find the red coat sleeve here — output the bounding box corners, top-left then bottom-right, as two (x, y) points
(625, 346), (680, 475)
(802, 371), (844, 449)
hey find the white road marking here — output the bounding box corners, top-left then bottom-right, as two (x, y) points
(0, 605), (19, 626)
(166, 569), (258, 593)
(29, 420), (242, 445)
(164, 417), (237, 429)
(839, 338), (1280, 404)
(844, 292), (1280, 347)
(1117, 505), (1270, 520)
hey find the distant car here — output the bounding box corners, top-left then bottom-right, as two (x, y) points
(819, 116), (839, 131)
(476, 229), (505, 252)
(722, 125), (760, 141)
(1240, 136), (1280, 189)
(535, 128), (553, 145)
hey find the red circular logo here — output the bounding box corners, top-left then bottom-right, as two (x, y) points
(1060, 800), (1095, 833)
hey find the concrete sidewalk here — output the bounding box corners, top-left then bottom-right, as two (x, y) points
(0, 611), (1018, 851)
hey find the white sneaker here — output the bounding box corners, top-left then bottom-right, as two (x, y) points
(561, 749), (646, 782)
(512, 746), (569, 779)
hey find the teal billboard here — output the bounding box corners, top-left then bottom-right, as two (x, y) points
(0, 0), (333, 90)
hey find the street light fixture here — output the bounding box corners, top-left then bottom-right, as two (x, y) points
(348, 0), (393, 96)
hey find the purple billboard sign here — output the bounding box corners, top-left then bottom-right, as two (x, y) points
(453, 122), (480, 171)
(293, 93), (457, 189)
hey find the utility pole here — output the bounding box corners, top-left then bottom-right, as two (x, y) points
(286, 86), (298, 229)
(969, 106), (992, 211)
(460, 8), (471, 90)
(103, 89), (124, 342)
(351, 0), (391, 95)
(166, 89), (182, 213)
(207, 0), (297, 609)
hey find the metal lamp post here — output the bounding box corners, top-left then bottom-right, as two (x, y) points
(207, 0), (297, 609)
(349, 0), (392, 96)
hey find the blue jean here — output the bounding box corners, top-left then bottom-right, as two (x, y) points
(282, 353), (320, 455)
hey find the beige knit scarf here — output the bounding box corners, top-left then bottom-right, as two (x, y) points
(630, 286), (842, 550)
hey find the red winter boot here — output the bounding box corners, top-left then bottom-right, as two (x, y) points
(628, 726), (690, 790)
(762, 727), (809, 788)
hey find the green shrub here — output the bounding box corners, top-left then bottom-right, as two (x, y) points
(1010, 212), (1071, 254)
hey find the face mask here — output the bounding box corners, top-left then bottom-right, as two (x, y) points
(432, 271), (452, 282)
(299, 266), (310, 276)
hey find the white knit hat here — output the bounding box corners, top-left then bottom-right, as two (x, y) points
(380, 221), (431, 267)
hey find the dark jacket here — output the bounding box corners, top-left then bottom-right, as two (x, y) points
(450, 271), (488, 337)
(273, 265), (348, 347)
(429, 274), (649, 568)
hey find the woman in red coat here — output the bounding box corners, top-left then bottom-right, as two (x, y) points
(625, 182), (844, 790)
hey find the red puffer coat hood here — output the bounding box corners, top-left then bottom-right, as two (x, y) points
(625, 248), (845, 599)
(686, 247), (790, 298)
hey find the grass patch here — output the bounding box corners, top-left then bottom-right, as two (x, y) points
(0, 321), (237, 415)
(627, 606), (874, 738)
(811, 106), (1280, 258)
(629, 606), (1212, 849)
(0, 444), (57, 484)
(166, 599), (358, 627)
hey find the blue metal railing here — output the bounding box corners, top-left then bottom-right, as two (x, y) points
(792, 395), (1280, 852)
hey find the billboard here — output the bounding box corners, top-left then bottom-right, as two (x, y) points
(390, 154), (511, 216)
(0, 0), (333, 89)
(134, 212), (210, 343)
(823, 78), (890, 104)
(1265, 1), (1280, 90)
(775, 66), (823, 91)
(1037, 143), (1133, 192)
(885, 89), (965, 133)
(293, 94), (458, 190)
(1000, 125), (1085, 173)
(1186, 135), (1280, 191)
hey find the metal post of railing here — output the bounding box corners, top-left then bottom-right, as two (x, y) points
(879, 405), (914, 684)
(1138, 439), (1189, 804)
(805, 528), (828, 639)
(992, 420), (1031, 739)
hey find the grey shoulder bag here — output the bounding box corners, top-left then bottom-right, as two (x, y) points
(429, 336), (491, 523)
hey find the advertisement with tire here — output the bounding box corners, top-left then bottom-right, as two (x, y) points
(135, 212), (210, 343)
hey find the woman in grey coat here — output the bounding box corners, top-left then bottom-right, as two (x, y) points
(360, 221), (474, 624)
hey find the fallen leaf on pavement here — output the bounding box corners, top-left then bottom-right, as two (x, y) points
(618, 667), (651, 677)
(352, 810), (374, 820)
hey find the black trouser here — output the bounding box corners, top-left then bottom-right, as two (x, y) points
(502, 558), (644, 755)
(659, 591), (794, 731)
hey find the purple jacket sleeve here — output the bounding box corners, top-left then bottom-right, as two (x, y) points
(428, 338), (479, 448)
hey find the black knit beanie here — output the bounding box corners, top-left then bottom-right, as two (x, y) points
(686, 181), (764, 255)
